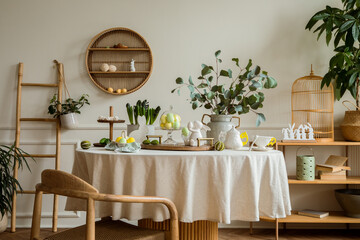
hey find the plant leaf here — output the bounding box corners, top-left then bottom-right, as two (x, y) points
(176, 77), (184, 84)
(220, 70), (229, 77)
(215, 50), (221, 58)
(232, 58), (239, 67)
(188, 76), (194, 85)
(352, 23), (359, 41)
(201, 66), (211, 76)
(256, 113), (266, 127)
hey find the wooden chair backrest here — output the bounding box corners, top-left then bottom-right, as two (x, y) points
(41, 169), (98, 193)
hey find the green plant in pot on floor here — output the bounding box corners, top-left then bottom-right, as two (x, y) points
(172, 50), (277, 141)
(48, 94), (90, 129)
(306, 0), (360, 141)
(0, 145), (33, 232)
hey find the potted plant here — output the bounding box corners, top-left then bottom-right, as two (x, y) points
(126, 100), (161, 136)
(48, 94), (90, 129)
(306, 0), (360, 141)
(172, 50), (277, 140)
(0, 144), (33, 232)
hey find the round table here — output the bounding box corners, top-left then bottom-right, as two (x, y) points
(66, 147), (291, 240)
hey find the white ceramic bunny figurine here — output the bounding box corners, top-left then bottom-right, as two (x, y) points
(187, 120), (210, 147)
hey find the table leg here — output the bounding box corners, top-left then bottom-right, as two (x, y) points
(275, 218), (279, 240)
(249, 222), (253, 235)
(139, 219), (218, 240)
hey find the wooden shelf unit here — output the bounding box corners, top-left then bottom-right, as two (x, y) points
(86, 27), (153, 95)
(277, 141), (360, 147)
(89, 71), (150, 74)
(288, 176), (360, 184)
(256, 140), (360, 240)
(89, 48), (150, 51)
(260, 211), (360, 224)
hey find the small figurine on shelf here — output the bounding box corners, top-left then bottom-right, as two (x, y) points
(282, 128), (289, 140)
(307, 123), (315, 140)
(288, 123), (295, 139)
(282, 122), (316, 142)
(130, 59), (136, 72)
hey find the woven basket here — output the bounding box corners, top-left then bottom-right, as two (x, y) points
(340, 101), (360, 142)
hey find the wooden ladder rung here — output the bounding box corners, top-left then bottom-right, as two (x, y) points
(20, 118), (57, 122)
(17, 190), (36, 194)
(23, 154), (56, 158)
(17, 190), (53, 194)
(21, 83), (58, 87)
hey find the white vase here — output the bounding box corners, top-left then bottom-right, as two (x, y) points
(60, 113), (79, 129)
(0, 212), (8, 233)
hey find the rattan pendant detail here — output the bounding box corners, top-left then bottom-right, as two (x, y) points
(291, 66), (334, 142)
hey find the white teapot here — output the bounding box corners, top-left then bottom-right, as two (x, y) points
(220, 126), (249, 150)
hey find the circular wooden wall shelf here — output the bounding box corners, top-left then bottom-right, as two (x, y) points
(86, 27), (153, 95)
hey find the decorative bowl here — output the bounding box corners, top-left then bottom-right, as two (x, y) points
(335, 189), (360, 218)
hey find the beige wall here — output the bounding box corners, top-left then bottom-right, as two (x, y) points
(1, 0), (358, 229)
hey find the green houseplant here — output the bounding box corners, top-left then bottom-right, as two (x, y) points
(48, 94), (90, 129)
(0, 144), (32, 232)
(126, 100), (161, 135)
(172, 50), (277, 140)
(306, 0), (360, 141)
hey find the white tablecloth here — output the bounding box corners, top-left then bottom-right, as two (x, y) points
(65, 148), (291, 224)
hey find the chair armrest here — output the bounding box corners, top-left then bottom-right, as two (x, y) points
(91, 193), (178, 221)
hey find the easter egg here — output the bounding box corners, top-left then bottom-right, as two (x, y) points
(174, 114), (181, 122)
(127, 137), (135, 143)
(119, 137), (127, 144)
(160, 115), (167, 124)
(100, 63), (109, 72)
(115, 136), (122, 142)
(160, 123), (165, 129)
(182, 127), (190, 137)
(166, 113), (174, 123)
(80, 141), (91, 150)
(100, 138), (111, 145)
(151, 140), (159, 145)
(116, 89), (121, 94)
(215, 141), (225, 151)
(173, 121), (180, 129)
(142, 139), (151, 145)
(108, 65), (117, 72)
(165, 122), (172, 129)
(107, 87), (114, 93)
(121, 88), (127, 93)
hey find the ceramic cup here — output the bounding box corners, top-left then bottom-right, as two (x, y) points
(253, 135), (276, 149)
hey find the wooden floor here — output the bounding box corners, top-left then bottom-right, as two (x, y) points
(1, 228), (359, 240)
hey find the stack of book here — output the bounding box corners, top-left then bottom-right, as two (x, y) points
(316, 155), (350, 180)
(298, 209), (329, 218)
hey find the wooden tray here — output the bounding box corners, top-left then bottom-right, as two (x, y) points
(97, 119), (125, 123)
(141, 144), (214, 151)
(93, 143), (106, 147)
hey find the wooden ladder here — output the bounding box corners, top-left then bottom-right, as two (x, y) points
(11, 62), (63, 232)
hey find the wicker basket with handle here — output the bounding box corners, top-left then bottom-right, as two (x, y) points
(341, 100), (360, 141)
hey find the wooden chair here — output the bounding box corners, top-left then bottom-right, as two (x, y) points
(30, 169), (179, 240)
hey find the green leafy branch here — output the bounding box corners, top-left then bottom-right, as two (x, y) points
(48, 94), (90, 118)
(171, 50), (277, 126)
(306, 0), (360, 107)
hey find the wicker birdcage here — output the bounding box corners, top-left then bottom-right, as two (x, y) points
(291, 66), (334, 142)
